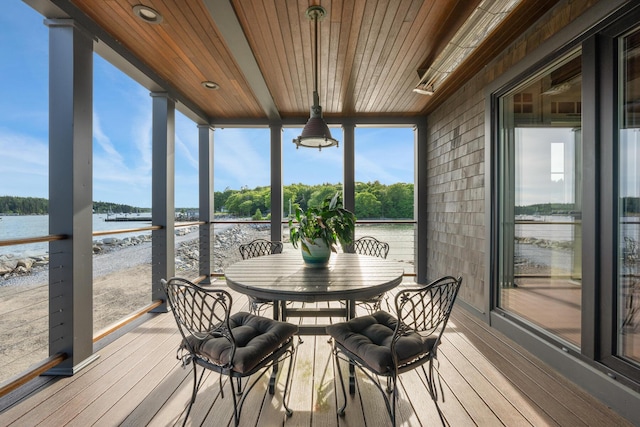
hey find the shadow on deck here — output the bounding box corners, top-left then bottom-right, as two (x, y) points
(0, 284), (632, 426)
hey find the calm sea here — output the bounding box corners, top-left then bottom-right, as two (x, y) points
(515, 215), (578, 241)
(0, 214), (152, 257)
(2, 215), (636, 265)
(516, 215), (639, 242)
(0, 215), (418, 262)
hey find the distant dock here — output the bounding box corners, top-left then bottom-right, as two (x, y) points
(104, 215), (152, 222)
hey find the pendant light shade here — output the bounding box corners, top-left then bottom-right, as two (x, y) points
(293, 5), (338, 150)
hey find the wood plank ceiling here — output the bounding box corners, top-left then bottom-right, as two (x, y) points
(59, 0), (561, 123)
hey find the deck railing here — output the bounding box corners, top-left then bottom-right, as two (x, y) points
(0, 222), (192, 389)
(0, 218), (415, 394)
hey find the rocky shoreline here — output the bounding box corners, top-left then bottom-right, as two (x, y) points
(175, 223), (272, 274)
(0, 223), (278, 383)
(0, 223), (274, 283)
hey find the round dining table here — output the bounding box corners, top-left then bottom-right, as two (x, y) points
(225, 251), (405, 334)
(225, 250), (404, 393)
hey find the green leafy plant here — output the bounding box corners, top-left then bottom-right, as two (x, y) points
(289, 191), (356, 255)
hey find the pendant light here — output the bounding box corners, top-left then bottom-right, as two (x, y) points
(293, 5), (338, 150)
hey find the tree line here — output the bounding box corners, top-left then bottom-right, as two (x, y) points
(5, 193), (638, 218)
(515, 203), (577, 216)
(3, 181), (415, 219)
(0, 196), (147, 215)
(516, 198), (640, 216)
(622, 197), (640, 214)
(0, 196), (48, 215)
(215, 182), (414, 219)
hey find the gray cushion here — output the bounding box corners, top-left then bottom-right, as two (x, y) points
(326, 311), (436, 375)
(185, 312), (298, 374)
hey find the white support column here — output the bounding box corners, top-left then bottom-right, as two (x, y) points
(271, 124), (283, 242)
(151, 92), (175, 310)
(46, 18), (97, 375)
(198, 124), (214, 283)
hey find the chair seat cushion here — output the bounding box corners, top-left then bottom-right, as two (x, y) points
(185, 312), (298, 374)
(248, 296), (272, 304)
(326, 311), (436, 375)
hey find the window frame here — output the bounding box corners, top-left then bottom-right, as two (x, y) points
(486, 0), (640, 393)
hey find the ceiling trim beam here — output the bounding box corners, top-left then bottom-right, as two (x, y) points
(203, 0), (280, 121)
(210, 116), (426, 128)
(28, 0), (211, 125)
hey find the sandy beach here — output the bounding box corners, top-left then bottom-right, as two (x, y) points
(0, 224), (271, 384)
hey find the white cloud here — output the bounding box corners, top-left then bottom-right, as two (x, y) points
(131, 98), (153, 174)
(175, 134), (198, 170)
(92, 102), (154, 205)
(93, 113), (124, 163)
(215, 129), (270, 188)
(0, 128), (48, 197)
(355, 153), (406, 183)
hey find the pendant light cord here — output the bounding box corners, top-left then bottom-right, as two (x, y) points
(313, 9), (319, 96)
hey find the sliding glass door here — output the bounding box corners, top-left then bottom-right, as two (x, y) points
(618, 27), (640, 365)
(497, 50), (583, 347)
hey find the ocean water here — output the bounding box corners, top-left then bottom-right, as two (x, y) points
(515, 215), (577, 241)
(514, 215), (640, 271)
(0, 215), (418, 263)
(2, 215), (636, 271)
(0, 214), (152, 257)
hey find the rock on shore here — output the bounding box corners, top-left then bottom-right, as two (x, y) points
(0, 254), (49, 278)
(175, 224), (271, 274)
(0, 223), (273, 282)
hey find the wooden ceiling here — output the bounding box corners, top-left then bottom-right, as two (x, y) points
(38, 0), (561, 123)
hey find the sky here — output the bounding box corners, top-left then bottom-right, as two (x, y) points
(0, 1), (414, 209)
(515, 127), (576, 205)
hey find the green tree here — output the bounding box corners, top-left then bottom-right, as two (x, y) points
(384, 183), (413, 218)
(239, 200), (253, 216)
(308, 184), (342, 208)
(209, 181), (415, 220)
(214, 187), (235, 212)
(287, 183), (314, 212)
(283, 188), (297, 217)
(355, 191), (382, 218)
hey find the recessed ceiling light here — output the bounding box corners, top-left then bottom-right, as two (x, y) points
(201, 81), (220, 90)
(133, 5), (163, 24)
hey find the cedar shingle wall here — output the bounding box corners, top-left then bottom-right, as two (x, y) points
(425, 0), (601, 311)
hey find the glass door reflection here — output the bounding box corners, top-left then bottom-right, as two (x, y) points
(618, 28), (640, 365)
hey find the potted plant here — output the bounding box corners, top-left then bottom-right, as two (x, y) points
(289, 191), (356, 267)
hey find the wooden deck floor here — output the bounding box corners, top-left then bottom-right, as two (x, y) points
(0, 284), (632, 427)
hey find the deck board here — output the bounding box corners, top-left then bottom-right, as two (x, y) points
(443, 341), (524, 424)
(311, 304), (340, 427)
(286, 303), (317, 426)
(0, 312), (170, 426)
(442, 328), (552, 426)
(452, 308), (617, 426)
(0, 284), (633, 427)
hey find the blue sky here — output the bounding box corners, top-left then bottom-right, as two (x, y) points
(0, 1), (413, 208)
